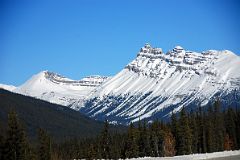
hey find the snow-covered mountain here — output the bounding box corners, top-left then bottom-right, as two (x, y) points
(1, 43), (239, 125)
(13, 71), (109, 108)
(72, 43), (240, 124)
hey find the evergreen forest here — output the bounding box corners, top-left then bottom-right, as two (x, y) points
(0, 99), (240, 160)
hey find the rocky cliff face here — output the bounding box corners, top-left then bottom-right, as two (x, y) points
(44, 71), (108, 86)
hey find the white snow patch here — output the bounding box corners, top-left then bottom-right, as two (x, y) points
(128, 150), (240, 160)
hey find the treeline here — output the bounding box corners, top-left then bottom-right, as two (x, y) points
(55, 101), (240, 159)
(0, 101), (240, 159)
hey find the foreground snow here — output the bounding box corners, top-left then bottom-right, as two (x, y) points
(129, 150), (240, 160)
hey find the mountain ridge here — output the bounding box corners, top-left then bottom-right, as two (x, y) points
(1, 44), (240, 124)
(72, 44), (240, 124)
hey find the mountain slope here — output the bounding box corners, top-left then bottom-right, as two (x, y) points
(0, 89), (124, 142)
(14, 71), (109, 109)
(0, 83), (16, 91)
(73, 44), (240, 124)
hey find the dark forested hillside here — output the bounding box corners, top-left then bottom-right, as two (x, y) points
(0, 89), (124, 142)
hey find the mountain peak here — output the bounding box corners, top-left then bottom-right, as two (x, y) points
(144, 43), (151, 49)
(13, 71), (110, 107)
(126, 44), (240, 81)
(174, 45), (184, 50)
(43, 71), (72, 82)
(138, 44), (163, 57)
(34, 70), (110, 87)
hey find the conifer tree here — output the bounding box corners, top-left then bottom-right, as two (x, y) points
(142, 120), (151, 156)
(171, 112), (180, 153)
(90, 136), (103, 159)
(149, 121), (160, 157)
(126, 123), (139, 158)
(156, 122), (165, 157)
(137, 120), (145, 157)
(3, 111), (29, 160)
(213, 100), (225, 151)
(38, 128), (52, 160)
(178, 107), (192, 155)
(87, 144), (96, 160)
(189, 110), (198, 153)
(137, 120), (151, 157)
(171, 112), (178, 140)
(197, 107), (207, 153)
(100, 120), (110, 159)
(225, 108), (237, 149)
(110, 133), (122, 159)
(150, 130), (158, 157)
(206, 105), (214, 153)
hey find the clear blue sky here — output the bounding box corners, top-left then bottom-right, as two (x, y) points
(1, 0), (239, 86)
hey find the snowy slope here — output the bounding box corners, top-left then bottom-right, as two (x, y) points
(74, 43), (240, 124)
(0, 84), (16, 91)
(14, 71), (109, 109)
